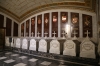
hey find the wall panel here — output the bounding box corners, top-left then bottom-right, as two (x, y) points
(71, 12), (79, 37)
(44, 13), (49, 37)
(0, 14), (4, 27)
(31, 17), (35, 37)
(52, 12), (58, 37)
(13, 22), (18, 36)
(37, 14), (42, 37)
(6, 17), (12, 36)
(83, 14), (92, 37)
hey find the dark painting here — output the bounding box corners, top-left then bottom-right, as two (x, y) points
(71, 12), (79, 37)
(37, 14), (42, 37)
(21, 23), (24, 37)
(13, 22), (18, 36)
(0, 14), (4, 27)
(44, 13), (49, 37)
(52, 12), (58, 37)
(83, 14), (92, 37)
(26, 20), (29, 37)
(31, 17), (35, 37)
(61, 12), (68, 37)
(6, 17), (12, 36)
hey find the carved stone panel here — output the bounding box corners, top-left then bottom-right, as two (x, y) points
(38, 39), (47, 52)
(29, 39), (36, 51)
(80, 38), (95, 59)
(49, 40), (60, 54)
(22, 39), (28, 49)
(5, 37), (10, 47)
(63, 40), (76, 56)
(15, 38), (21, 48)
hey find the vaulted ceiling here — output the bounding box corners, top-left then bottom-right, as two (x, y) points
(0, 0), (96, 22)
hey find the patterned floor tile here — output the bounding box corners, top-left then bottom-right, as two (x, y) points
(28, 58), (38, 62)
(4, 59), (15, 63)
(0, 57), (7, 60)
(41, 61), (52, 65)
(14, 63), (26, 66)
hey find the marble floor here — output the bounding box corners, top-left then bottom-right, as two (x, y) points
(0, 51), (98, 66)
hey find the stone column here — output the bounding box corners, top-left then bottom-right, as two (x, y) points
(19, 24), (21, 37)
(11, 20), (14, 37)
(79, 13), (82, 38)
(24, 22), (26, 37)
(92, 15), (97, 42)
(68, 12), (71, 38)
(29, 18), (31, 37)
(3, 16), (6, 27)
(49, 12), (52, 37)
(58, 12), (61, 37)
(42, 14), (44, 37)
(35, 16), (37, 37)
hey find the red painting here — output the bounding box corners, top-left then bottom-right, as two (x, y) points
(31, 17), (35, 37)
(37, 14), (42, 37)
(26, 20), (29, 37)
(21, 23), (24, 37)
(61, 12), (68, 37)
(52, 12), (58, 37)
(71, 12), (79, 37)
(83, 14), (92, 37)
(44, 13), (49, 37)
